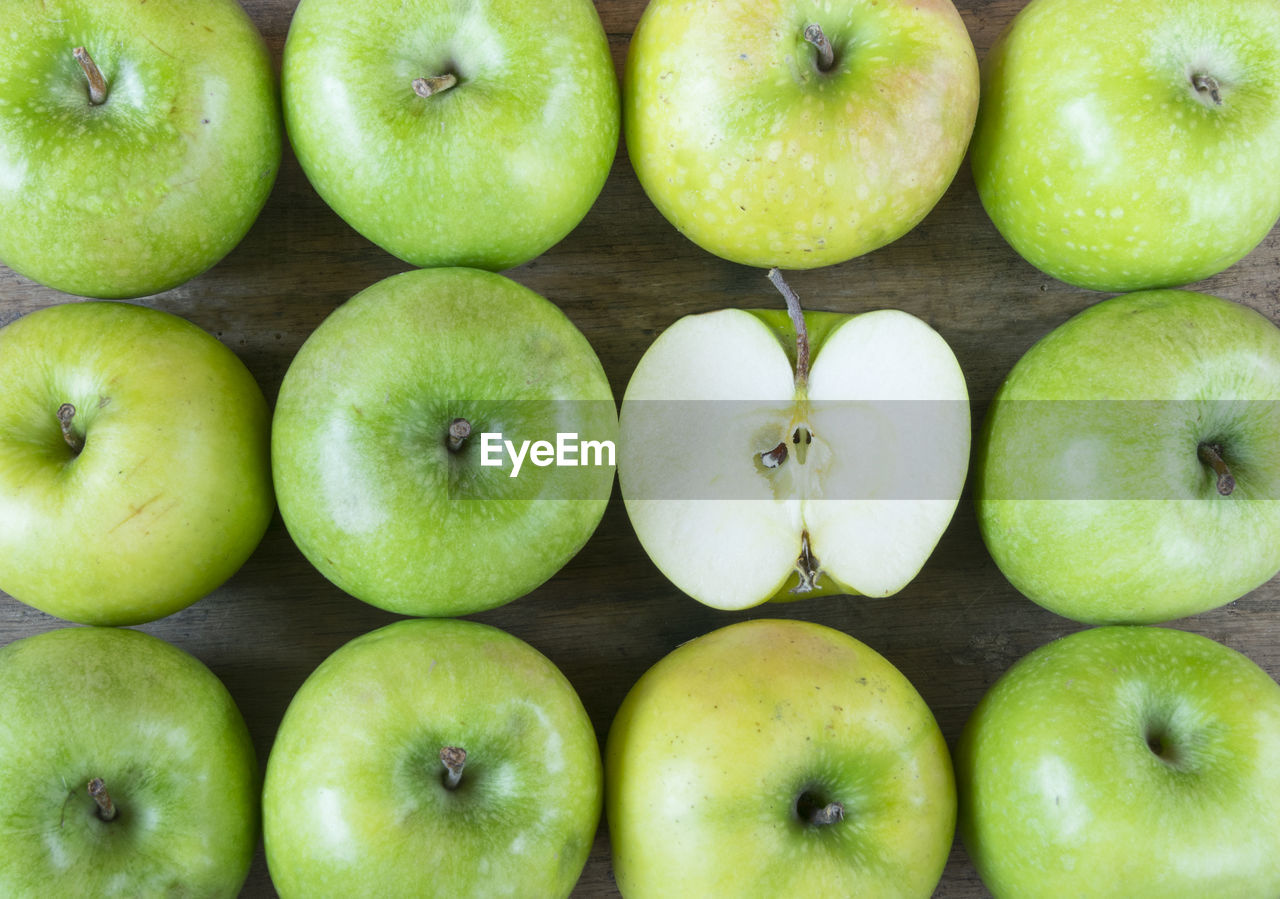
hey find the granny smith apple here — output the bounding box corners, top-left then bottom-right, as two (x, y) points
(272, 267), (616, 617)
(957, 626), (1280, 897)
(0, 0), (281, 298)
(0, 301), (274, 625)
(624, 0), (979, 269)
(618, 269), (969, 610)
(281, 0), (618, 271)
(263, 618), (602, 898)
(606, 618), (955, 897)
(972, 0), (1280, 291)
(976, 289), (1280, 624)
(0, 626), (258, 897)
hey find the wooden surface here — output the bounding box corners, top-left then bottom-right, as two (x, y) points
(3, 1), (1280, 896)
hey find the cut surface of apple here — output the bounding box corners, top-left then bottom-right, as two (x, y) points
(619, 273), (970, 610)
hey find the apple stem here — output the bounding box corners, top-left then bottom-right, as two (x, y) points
(1198, 442), (1235, 496)
(57, 403), (83, 455)
(766, 268), (810, 389)
(73, 47), (109, 106)
(1191, 73), (1223, 106)
(413, 74), (458, 99)
(440, 746), (466, 790)
(790, 530), (822, 594)
(803, 24), (835, 73)
(87, 778), (117, 822)
(447, 418), (472, 453)
(808, 801), (844, 826)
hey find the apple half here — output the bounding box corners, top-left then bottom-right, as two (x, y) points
(619, 271), (969, 609)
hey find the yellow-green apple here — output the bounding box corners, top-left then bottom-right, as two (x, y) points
(618, 269), (969, 610)
(976, 289), (1280, 624)
(624, 0), (979, 269)
(271, 268), (617, 617)
(972, 0), (1280, 291)
(281, 0), (619, 271)
(0, 301), (274, 625)
(0, 0), (281, 298)
(262, 618), (602, 898)
(606, 618), (955, 897)
(0, 626), (258, 897)
(957, 626), (1280, 897)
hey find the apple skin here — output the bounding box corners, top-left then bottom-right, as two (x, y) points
(282, 0), (619, 271)
(0, 626), (258, 897)
(271, 267), (617, 617)
(605, 618), (955, 897)
(624, 0), (979, 269)
(0, 0), (281, 299)
(956, 626), (1280, 898)
(976, 289), (1280, 624)
(0, 301), (274, 626)
(262, 618), (602, 898)
(971, 0), (1280, 291)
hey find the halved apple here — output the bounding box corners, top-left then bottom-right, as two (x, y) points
(618, 271), (970, 610)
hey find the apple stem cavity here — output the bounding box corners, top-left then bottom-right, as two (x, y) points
(803, 24), (835, 73)
(790, 530), (822, 594)
(796, 789), (844, 827)
(766, 268), (810, 389)
(440, 746), (466, 790)
(57, 403), (83, 455)
(73, 47), (109, 106)
(446, 418), (472, 453)
(1198, 442), (1235, 495)
(412, 74), (458, 99)
(1191, 72), (1223, 106)
(87, 778), (117, 822)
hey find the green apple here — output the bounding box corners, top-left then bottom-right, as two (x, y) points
(0, 301), (274, 625)
(618, 269), (969, 610)
(976, 289), (1280, 624)
(281, 0), (618, 271)
(0, 626), (258, 897)
(972, 0), (1280, 291)
(263, 618), (602, 898)
(957, 625), (1280, 897)
(272, 267), (616, 617)
(606, 618), (955, 897)
(0, 0), (281, 299)
(624, 0), (979, 269)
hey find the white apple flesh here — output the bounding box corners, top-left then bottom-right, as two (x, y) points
(619, 271), (970, 610)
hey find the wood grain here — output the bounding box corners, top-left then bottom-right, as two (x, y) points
(2, 1), (1278, 896)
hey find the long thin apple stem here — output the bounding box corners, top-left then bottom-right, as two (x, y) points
(803, 24), (835, 73)
(447, 418), (472, 453)
(766, 268), (809, 388)
(73, 47), (108, 106)
(440, 746), (466, 790)
(1198, 443), (1235, 495)
(87, 778), (117, 821)
(413, 74), (458, 99)
(1191, 73), (1222, 106)
(57, 403), (83, 455)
